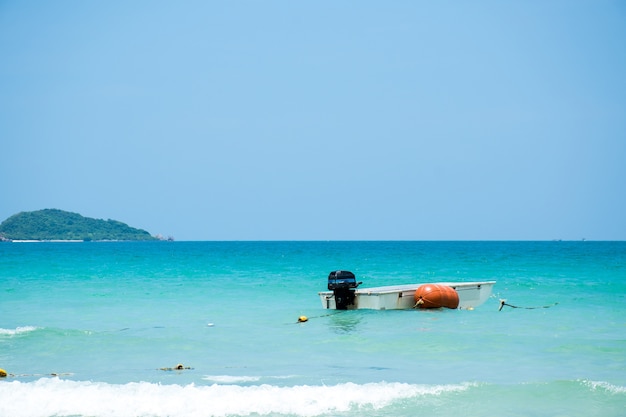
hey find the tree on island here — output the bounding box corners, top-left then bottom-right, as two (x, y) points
(0, 209), (159, 241)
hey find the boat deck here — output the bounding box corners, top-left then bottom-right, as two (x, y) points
(319, 281), (496, 310)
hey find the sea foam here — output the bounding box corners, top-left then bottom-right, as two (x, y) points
(201, 374), (296, 384)
(0, 326), (39, 336)
(0, 377), (471, 417)
(582, 380), (626, 394)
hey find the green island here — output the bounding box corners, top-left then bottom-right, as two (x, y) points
(0, 209), (161, 242)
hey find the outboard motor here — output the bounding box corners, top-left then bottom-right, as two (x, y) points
(327, 270), (361, 310)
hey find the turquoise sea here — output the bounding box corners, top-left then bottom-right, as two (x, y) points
(1, 241), (625, 417)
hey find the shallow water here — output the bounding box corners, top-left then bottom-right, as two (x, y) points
(1, 241), (625, 416)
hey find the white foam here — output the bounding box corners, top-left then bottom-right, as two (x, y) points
(0, 377), (472, 417)
(202, 375), (262, 383)
(202, 374), (296, 384)
(0, 326), (39, 336)
(582, 380), (626, 394)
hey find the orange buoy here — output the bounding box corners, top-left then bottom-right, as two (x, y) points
(414, 284), (459, 309)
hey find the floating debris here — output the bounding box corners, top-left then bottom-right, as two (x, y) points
(159, 364), (192, 371)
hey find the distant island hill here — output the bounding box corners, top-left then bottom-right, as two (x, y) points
(0, 209), (171, 242)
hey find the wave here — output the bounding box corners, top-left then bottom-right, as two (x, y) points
(202, 374), (296, 384)
(203, 375), (261, 383)
(0, 378), (472, 417)
(582, 379), (626, 394)
(0, 326), (40, 336)
(0, 378), (624, 417)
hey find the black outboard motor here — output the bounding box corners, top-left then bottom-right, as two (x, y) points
(327, 270), (361, 310)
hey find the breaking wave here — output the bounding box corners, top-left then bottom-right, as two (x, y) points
(0, 326), (40, 336)
(0, 378), (472, 417)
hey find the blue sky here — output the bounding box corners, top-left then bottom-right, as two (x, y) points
(1, 1), (625, 240)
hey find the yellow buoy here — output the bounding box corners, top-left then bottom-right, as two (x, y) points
(298, 316), (308, 323)
(0, 369), (7, 377)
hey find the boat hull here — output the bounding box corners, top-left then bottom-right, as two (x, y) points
(318, 281), (495, 310)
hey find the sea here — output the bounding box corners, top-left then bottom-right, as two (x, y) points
(0, 241), (624, 417)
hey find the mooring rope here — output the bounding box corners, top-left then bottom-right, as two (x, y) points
(293, 311), (345, 323)
(499, 299), (558, 311)
(0, 371), (73, 378)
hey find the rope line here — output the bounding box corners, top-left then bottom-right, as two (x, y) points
(0, 372), (73, 378)
(292, 311), (345, 323)
(499, 299), (558, 311)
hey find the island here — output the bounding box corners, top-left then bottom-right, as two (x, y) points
(0, 209), (162, 242)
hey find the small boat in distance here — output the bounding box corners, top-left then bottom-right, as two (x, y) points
(319, 270), (495, 310)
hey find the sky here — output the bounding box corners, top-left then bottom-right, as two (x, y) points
(1, 1), (625, 241)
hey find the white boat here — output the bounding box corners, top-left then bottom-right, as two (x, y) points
(319, 271), (495, 310)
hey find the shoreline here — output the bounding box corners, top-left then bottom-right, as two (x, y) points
(5, 239), (164, 243)
(10, 239), (84, 243)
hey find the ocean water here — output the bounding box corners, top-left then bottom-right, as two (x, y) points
(0, 241), (624, 417)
